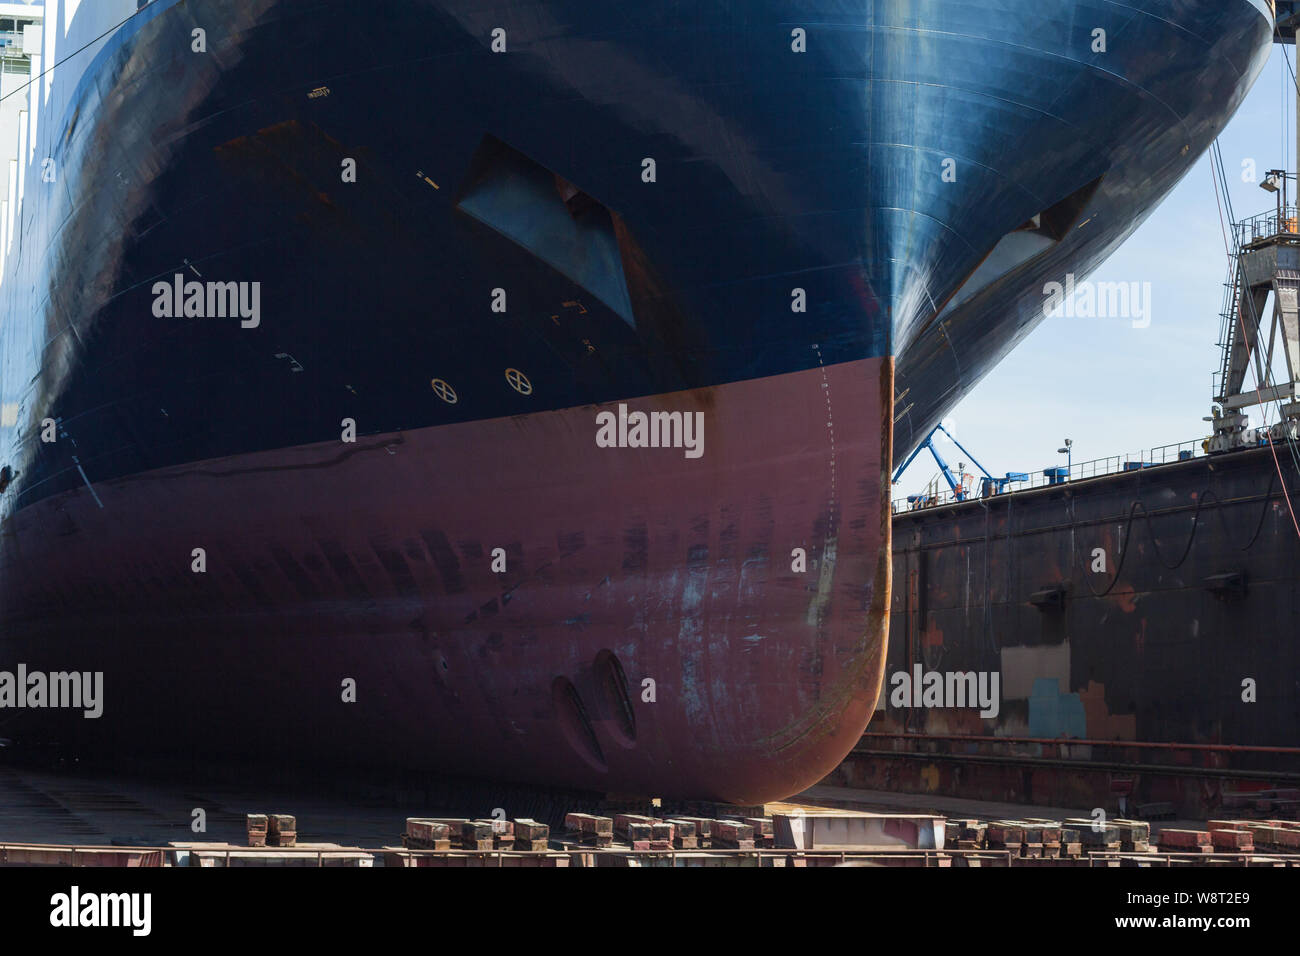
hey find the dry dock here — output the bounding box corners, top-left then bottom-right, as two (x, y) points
(2, 764), (1296, 868)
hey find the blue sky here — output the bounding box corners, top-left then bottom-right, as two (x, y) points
(893, 45), (1298, 501)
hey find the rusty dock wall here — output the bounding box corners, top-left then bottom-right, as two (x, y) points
(832, 445), (1300, 818)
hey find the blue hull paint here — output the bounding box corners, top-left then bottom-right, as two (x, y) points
(0, 0), (1272, 507)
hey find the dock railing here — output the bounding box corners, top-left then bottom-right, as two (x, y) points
(892, 438), (1205, 513)
(1236, 205), (1300, 248)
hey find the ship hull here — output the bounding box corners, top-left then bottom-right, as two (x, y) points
(2, 358), (890, 803)
(0, 0), (1276, 800)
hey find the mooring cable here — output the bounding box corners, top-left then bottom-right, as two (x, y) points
(1069, 466), (1279, 597)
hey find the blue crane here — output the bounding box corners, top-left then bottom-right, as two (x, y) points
(892, 423), (1027, 504)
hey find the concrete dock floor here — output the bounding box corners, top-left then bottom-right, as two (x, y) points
(0, 764), (437, 847)
(0, 763), (1207, 848)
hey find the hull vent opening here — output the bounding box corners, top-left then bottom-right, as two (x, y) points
(552, 676), (607, 772)
(595, 649), (637, 745)
(1014, 174), (1105, 242)
(935, 174), (1108, 323)
(456, 135), (635, 328)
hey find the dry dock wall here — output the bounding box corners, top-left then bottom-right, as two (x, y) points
(833, 446), (1300, 818)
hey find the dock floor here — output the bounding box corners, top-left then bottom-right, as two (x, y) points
(0, 763), (1278, 862)
(0, 764), (435, 847)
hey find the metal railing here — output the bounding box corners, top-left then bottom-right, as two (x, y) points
(5, 840), (1298, 868)
(892, 438), (1205, 513)
(0, 842), (371, 867)
(1235, 205), (1300, 248)
(0, 840), (1005, 868)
